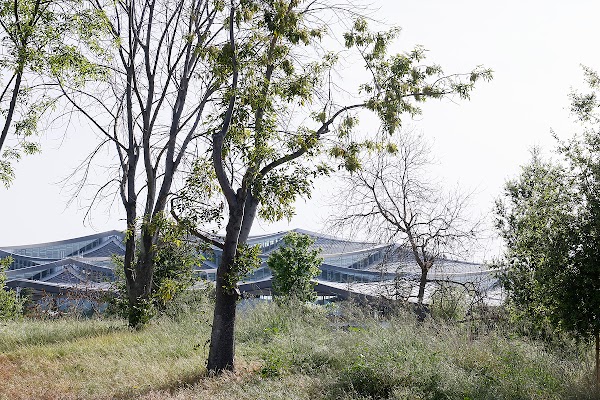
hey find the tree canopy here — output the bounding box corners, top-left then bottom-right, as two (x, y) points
(0, 0), (107, 187)
(494, 149), (576, 325)
(177, 0), (491, 373)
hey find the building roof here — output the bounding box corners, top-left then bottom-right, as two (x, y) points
(2, 228), (501, 305)
(80, 238), (125, 258)
(0, 230), (123, 251)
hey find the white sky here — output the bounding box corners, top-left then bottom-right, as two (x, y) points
(1, 0), (598, 261)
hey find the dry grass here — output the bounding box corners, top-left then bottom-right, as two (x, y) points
(0, 314), (211, 400)
(0, 300), (596, 400)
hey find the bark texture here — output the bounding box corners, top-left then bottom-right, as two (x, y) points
(207, 195), (258, 372)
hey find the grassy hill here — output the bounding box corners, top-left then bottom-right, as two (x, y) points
(0, 296), (596, 400)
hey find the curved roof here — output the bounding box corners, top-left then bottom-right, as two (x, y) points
(80, 238), (125, 258)
(1, 228), (500, 304)
(0, 249), (55, 264)
(0, 231), (124, 270)
(248, 228), (386, 256)
(0, 230), (123, 251)
(6, 258), (115, 280)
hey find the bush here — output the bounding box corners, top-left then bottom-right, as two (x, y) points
(109, 223), (204, 320)
(340, 358), (398, 399)
(267, 232), (322, 303)
(0, 256), (22, 320)
(430, 284), (467, 322)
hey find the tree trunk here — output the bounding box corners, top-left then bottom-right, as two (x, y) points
(416, 268), (428, 321)
(207, 203), (245, 373)
(125, 223), (156, 328)
(126, 272), (153, 328)
(238, 194), (258, 243)
(406, 233), (428, 320)
(596, 331), (600, 393)
(417, 268), (427, 305)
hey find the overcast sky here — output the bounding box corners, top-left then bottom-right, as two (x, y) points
(1, 0), (598, 261)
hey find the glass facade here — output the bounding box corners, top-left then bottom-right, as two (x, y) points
(2, 229), (496, 303)
(1, 231), (124, 294)
(323, 250), (384, 269)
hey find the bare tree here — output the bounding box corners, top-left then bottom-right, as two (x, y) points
(331, 130), (480, 307)
(60, 0), (232, 327)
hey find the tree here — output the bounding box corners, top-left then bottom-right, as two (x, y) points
(0, 0), (106, 187)
(495, 148), (600, 386)
(60, 0), (235, 327)
(558, 67), (600, 386)
(493, 149), (574, 325)
(267, 232), (322, 302)
(176, 0), (490, 372)
(495, 65), (600, 385)
(331, 130), (480, 307)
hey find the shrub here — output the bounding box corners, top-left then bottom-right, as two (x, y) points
(267, 232), (322, 303)
(340, 358), (397, 399)
(110, 222), (204, 320)
(0, 256), (22, 320)
(430, 284), (467, 322)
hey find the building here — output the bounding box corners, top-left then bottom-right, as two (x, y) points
(204, 229), (502, 304)
(0, 229), (501, 304)
(1, 231), (124, 298)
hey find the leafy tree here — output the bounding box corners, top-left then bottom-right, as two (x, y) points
(152, 226), (205, 312)
(0, 256), (22, 319)
(267, 232), (322, 302)
(0, 0), (107, 187)
(175, 0), (491, 372)
(559, 67), (600, 386)
(494, 149), (575, 324)
(496, 72), (600, 385)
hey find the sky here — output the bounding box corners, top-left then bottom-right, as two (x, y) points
(1, 0), (599, 261)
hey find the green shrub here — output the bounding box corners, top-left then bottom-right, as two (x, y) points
(0, 256), (22, 320)
(260, 350), (287, 378)
(340, 358), (398, 399)
(267, 232), (322, 303)
(109, 223), (204, 321)
(0, 288), (22, 320)
(430, 284), (467, 322)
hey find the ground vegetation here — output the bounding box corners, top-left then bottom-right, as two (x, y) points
(0, 298), (595, 400)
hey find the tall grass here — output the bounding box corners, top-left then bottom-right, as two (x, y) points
(236, 301), (596, 400)
(0, 297), (596, 400)
(0, 318), (125, 352)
